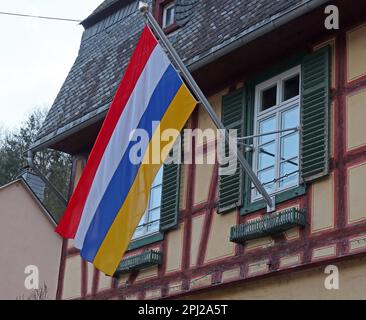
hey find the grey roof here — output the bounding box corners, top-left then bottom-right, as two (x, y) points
(90, 0), (120, 16)
(33, 0), (317, 150)
(0, 179), (57, 227)
(21, 171), (45, 202)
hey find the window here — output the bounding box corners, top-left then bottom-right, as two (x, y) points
(162, 1), (175, 28)
(132, 166), (164, 239)
(252, 66), (301, 201)
(219, 47), (330, 215)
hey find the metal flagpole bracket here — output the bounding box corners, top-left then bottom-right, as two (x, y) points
(138, 2), (275, 212)
(138, 1), (149, 13)
(267, 196), (276, 213)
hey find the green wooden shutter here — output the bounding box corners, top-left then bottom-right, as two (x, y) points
(218, 89), (245, 213)
(159, 135), (182, 232)
(301, 46), (331, 182)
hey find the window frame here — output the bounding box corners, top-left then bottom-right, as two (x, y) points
(251, 66), (301, 202)
(240, 52), (308, 216)
(128, 166), (165, 251)
(154, 0), (178, 34)
(162, 1), (175, 28)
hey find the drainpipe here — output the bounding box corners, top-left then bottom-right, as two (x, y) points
(27, 150), (68, 206)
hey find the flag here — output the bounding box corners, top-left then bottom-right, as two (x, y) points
(56, 26), (197, 276)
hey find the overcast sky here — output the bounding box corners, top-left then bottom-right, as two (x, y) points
(0, 0), (104, 130)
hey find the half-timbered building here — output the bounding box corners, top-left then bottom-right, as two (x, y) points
(32, 0), (366, 299)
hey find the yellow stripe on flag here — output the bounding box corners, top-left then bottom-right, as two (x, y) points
(93, 84), (196, 275)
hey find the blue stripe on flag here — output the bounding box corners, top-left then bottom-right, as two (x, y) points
(80, 65), (182, 262)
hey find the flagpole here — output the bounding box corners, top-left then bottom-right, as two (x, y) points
(138, 2), (275, 212)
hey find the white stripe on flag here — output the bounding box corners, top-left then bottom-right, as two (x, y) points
(74, 45), (170, 249)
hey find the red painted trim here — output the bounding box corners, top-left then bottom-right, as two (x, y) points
(336, 31), (348, 231)
(181, 109), (199, 271)
(196, 163), (219, 266)
(66, 247), (80, 256)
(346, 145), (366, 164)
(165, 251), (366, 300)
(55, 239), (68, 300)
(91, 268), (99, 297)
(82, 251), (365, 299)
(81, 259), (88, 298)
(236, 210), (244, 256)
(158, 238), (167, 281)
(346, 233), (366, 255)
(101, 217), (366, 299)
(346, 75), (366, 93)
(191, 202), (209, 215)
(56, 155), (85, 300)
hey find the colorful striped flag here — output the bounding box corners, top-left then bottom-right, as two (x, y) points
(55, 26), (197, 276)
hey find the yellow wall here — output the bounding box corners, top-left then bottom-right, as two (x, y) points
(311, 174), (335, 233)
(346, 88), (366, 151)
(182, 257), (366, 300)
(63, 256), (82, 300)
(190, 214), (206, 267)
(348, 162), (366, 224)
(347, 23), (366, 82)
(204, 209), (236, 263)
(165, 224), (184, 273)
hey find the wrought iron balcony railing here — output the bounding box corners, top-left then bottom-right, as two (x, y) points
(114, 250), (163, 277)
(230, 207), (306, 244)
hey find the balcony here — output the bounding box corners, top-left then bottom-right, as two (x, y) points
(114, 250), (163, 277)
(230, 208), (306, 244)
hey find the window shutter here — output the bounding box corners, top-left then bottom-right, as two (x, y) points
(159, 145), (181, 232)
(218, 89), (245, 213)
(301, 46), (331, 182)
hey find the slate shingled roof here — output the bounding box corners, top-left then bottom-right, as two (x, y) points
(33, 0), (319, 150)
(91, 0), (120, 16)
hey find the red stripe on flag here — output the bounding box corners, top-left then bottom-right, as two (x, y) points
(56, 26), (158, 238)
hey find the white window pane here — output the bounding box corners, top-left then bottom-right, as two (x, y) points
(258, 167), (275, 192)
(258, 142), (276, 170)
(163, 4), (175, 27)
(133, 224), (145, 238)
(253, 67), (301, 200)
(148, 220), (160, 233)
(150, 186), (162, 209)
(133, 211), (147, 238)
(281, 107), (300, 131)
(149, 208), (161, 222)
(152, 166), (163, 187)
(137, 211), (148, 226)
(166, 7), (174, 24)
(280, 160), (299, 187)
(259, 117), (276, 144)
(134, 228), (144, 238)
(147, 208), (161, 233)
(283, 75), (300, 101)
(281, 133), (299, 159)
(261, 85), (277, 111)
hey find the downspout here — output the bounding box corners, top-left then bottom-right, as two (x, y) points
(27, 150), (68, 206)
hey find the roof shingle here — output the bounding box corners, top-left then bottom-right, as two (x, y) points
(34, 0), (310, 149)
